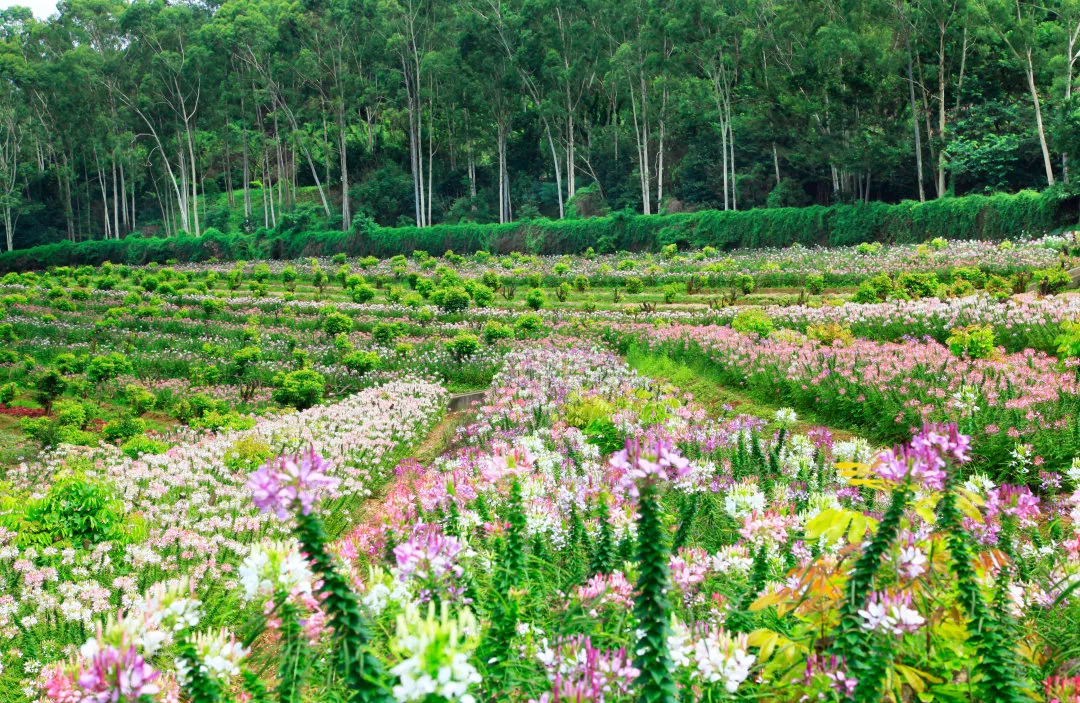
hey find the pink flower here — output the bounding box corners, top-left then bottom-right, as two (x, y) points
(609, 437), (691, 497)
(44, 644), (161, 703)
(247, 446), (341, 518)
(873, 423), (970, 491)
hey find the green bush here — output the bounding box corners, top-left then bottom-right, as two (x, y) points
(343, 350), (380, 376)
(483, 320), (514, 344)
(952, 266), (987, 288)
(514, 313), (545, 338)
(272, 369), (326, 410)
(625, 277), (644, 294)
(86, 352), (133, 384)
(805, 273), (826, 295)
(372, 322), (399, 345)
(120, 435), (169, 459)
(731, 308), (774, 337)
(323, 312), (354, 336)
(0, 191), (1067, 271)
(2, 472), (127, 546)
(439, 287), (471, 314)
(1035, 267), (1072, 295)
(445, 333), (480, 360)
(102, 415), (147, 442)
(351, 284), (377, 303)
(946, 324), (996, 359)
(525, 288), (545, 310)
(897, 272), (940, 299)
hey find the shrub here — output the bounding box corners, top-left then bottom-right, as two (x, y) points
(54, 399), (88, 429)
(86, 352), (133, 384)
(663, 284), (679, 304)
(805, 273), (826, 295)
(525, 288), (545, 311)
(731, 308), (774, 337)
(120, 435), (169, 459)
(372, 322), (399, 345)
(732, 273), (755, 295)
(514, 313), (545, 338)
(625, 277), (644, 294)
(323, 312), (354, 337)
(807, 322), (854, 346)
(0, 382), (15, 405)
(985, 275), (1012, 301)
(483, 321), (513, 344)
(445, 333), (480, 360)
(852, 273), (894, 303)
(1035, 267), (1072, 295)
(125, 385), (156, 414)
(952, 266), (987, 288)
(573, 275), (590, 292)
(473, 284), (495, 307)
(555, 282), (571, 302)
(440, 287), (471, 314)
(351, 284), (377, 303)
(856, 241), (882, 255)
(102, 415), (147, 442)
(201, 297), (225, 317)
(946, 324), (996, 359)
(897, 272), (940, 299)
(272, 369), (326, 410)
(6, 472), (126, 546)
(343, 350), (380, 376)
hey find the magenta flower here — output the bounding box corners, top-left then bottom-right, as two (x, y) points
(392, 527), (467, 601)
(873, 423), (970, 491)
(986, 484), (1042, 526)
(609, 437), (691, 497)
(800, 654), (858, 698)
(47, 644), (161, 702)
(247, 446), (341, 519)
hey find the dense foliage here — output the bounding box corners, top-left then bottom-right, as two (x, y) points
(0, 190), (1070, 271)
(6, 0), (1080, 251)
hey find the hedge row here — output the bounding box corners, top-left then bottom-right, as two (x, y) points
(1, 189), (1072, 272)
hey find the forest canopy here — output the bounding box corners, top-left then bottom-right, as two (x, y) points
(2, 0), (1080, 252)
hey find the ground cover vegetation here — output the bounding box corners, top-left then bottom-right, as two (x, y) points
(1, 235), (1080, 702)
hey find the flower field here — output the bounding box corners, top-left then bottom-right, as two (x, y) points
(1, 238), (1080, 702)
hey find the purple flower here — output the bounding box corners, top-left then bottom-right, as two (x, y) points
(800, 654), (857, 698)
(609, 437), (692, 497)
(247, 446), (341, 519)
(76, 644), (160, 702)
(873, 423), (971, 491)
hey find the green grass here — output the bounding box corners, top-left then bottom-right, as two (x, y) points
(625, 346), (859, 440)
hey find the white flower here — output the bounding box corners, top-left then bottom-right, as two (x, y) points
(237, 541), (313, 601)
(723, 481), (766, 519)
(1067, 458), (1080, 486)
(775, 408), (798, 427)
(390, 603), (481, 702)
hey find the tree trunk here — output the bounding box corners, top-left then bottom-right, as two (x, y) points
(339, 100), (350, 230)
(936, 24), (947, 198)
(544, 120), (565, 219)
(1026, 52), (1055, 186)
(907, 36), (926, 202)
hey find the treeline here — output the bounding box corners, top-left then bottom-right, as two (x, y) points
(0, 190), (1069, 272)
(3, 0), (1080, 253)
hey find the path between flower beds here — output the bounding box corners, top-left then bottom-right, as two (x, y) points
(340, 401), (478, 536)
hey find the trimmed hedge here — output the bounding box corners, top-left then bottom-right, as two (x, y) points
(1, 189), (1071, 272)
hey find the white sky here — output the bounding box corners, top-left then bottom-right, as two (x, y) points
(0, 0), (57, 19)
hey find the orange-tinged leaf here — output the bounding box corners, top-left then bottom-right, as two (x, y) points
(749, 591), (785, 611)
(748, 629), (779, 662)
